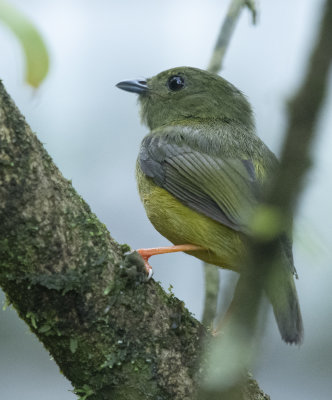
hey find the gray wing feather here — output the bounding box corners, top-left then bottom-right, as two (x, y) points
(139, 135), (259, 232)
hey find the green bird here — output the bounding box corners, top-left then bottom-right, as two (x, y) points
(116, 66), (303, 344)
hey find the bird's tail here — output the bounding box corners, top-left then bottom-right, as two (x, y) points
(265, 260), (303, 345)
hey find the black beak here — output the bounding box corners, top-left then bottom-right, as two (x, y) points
(116, 79), (148, 94)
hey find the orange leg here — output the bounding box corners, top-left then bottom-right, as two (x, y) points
(137, 244), (204, 279)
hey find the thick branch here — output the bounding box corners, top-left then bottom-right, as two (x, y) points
(0, 82), (267, 399)
(269, 0), (332, 214)
(0, 81), (203, 399)
(200, 0), (332, 397)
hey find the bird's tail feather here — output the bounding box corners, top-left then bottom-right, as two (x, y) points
(265, 261), (303, 345)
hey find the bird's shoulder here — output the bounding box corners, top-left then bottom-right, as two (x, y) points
(139, 122), (278, 184)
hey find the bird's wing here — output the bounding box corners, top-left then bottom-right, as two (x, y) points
(139, 135), (261, 233)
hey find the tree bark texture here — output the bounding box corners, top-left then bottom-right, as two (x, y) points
(0, 82), (268, 399)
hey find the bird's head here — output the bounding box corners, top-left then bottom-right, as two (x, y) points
(116, 66), (254, 131)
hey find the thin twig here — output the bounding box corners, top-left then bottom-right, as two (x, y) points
(201, 264), (220, 327)
(207, 0), (257, 74)
(202, 0), (257, 330)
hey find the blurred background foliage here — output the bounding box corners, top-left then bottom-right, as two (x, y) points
(0, 0), (48, 87)
(0, 1), (331, 399)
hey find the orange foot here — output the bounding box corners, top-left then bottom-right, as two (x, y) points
(136, 244), (204, 280)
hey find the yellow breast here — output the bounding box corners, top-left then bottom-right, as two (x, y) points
(136, 164), (246, 271)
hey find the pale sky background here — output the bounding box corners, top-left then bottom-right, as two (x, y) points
(0, 1), (331, 399)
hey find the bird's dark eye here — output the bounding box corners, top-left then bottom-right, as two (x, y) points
(167, 75), (185, 91)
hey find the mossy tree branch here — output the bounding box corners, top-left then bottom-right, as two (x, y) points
(0, 83), (268, 399)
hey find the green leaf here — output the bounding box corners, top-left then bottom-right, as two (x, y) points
(0, 0), (49, 87)
(73, 385), (95, 400)
(39, 324), (51, 333)
(26, 311), (38, 329)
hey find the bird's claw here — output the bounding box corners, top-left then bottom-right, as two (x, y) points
(127, 249), (153, 280)
(146, 267), (153, 281)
